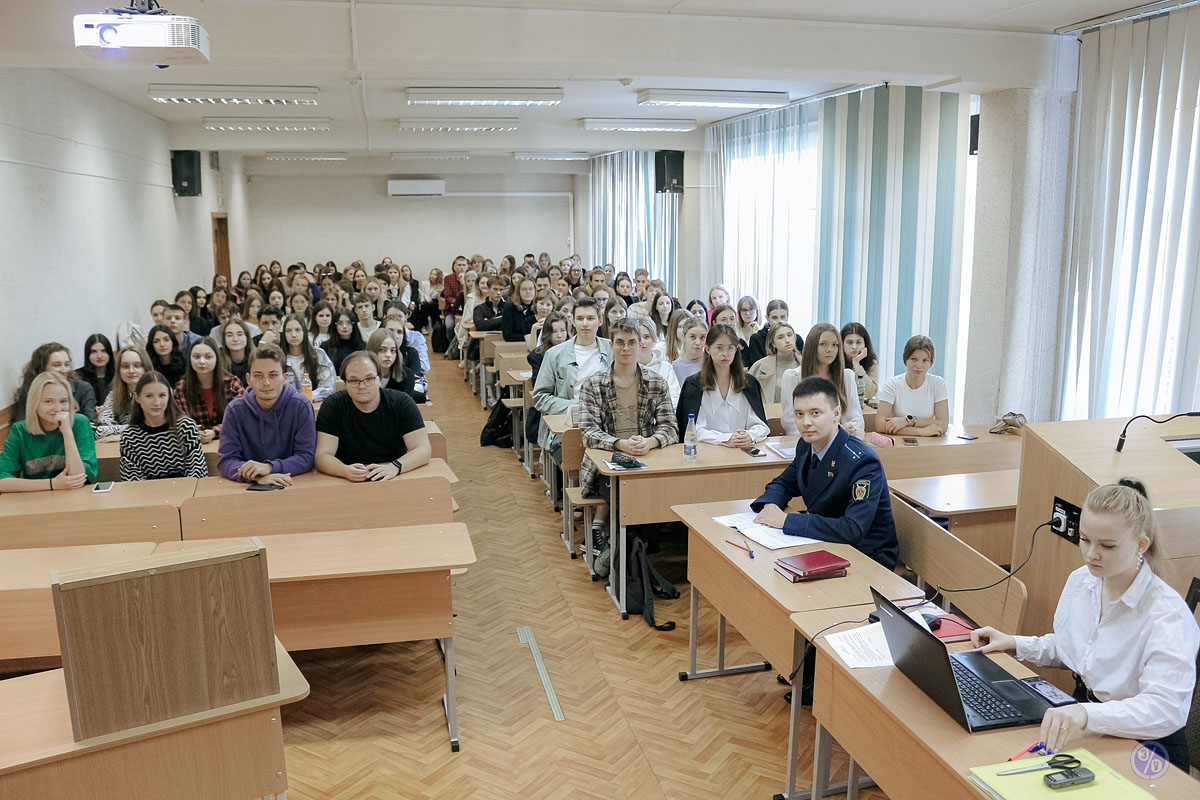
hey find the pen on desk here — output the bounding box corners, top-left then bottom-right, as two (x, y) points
(743, 539), (755, 558)
(724, 539), (753, 557)
(1007, 741), (1044, 761)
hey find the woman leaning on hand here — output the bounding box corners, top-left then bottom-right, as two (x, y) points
(971, 480), (1199, 770)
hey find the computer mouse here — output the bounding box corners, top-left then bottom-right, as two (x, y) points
(921, 613), (942, 630)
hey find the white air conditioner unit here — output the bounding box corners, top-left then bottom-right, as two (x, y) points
(387, 179), (446, 197)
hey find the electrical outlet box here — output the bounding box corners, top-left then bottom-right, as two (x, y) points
(1051, 497), (1081, 544)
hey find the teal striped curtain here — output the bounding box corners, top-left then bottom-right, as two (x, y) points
(816, 86), (971, 400)
(590, 151), (678, 289)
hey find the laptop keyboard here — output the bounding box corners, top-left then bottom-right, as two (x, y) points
(950, 658), (1019, 721)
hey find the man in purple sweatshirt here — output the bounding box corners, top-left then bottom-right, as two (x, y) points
(218, 343), (316, 486)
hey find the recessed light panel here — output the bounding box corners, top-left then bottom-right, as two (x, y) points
(204, 117), (332, 132)
(579, 118), (696, 132)
(151, 85), (319, 105)
(405, 88), (562, 107)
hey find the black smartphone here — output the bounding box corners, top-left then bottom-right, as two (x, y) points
(744, 448), (767, 457)
(958, 434), (979, 441)
(246, 483), (286, 491)
(903, 437), (919, 446)
(1044, 767), (1094, 789)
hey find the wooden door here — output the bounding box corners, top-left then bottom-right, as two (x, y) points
(211, 213), (231, 282)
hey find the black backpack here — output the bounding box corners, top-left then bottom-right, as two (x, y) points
(480, 401), (513, 448)
(621, 535), (679, 631)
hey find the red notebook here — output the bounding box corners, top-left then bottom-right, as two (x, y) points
(774, 550), (851, 582)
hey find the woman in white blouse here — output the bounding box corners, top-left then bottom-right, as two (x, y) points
(875, 335), (948, 436)
(780, 323), (864, 438)
(674, 324), (769, 447)
(972, 480), (1199, 770)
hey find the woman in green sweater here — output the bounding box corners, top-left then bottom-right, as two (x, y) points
(0, 372), (97, 492)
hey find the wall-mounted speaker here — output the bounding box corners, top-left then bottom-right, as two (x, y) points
(655, 150), (684, 194)
(969, 114), (979, 156)
(171, 150), (202, 197)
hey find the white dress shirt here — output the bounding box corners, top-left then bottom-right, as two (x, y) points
(780, 368), (864, 438)
(1013, 564), (1199, 739)
(695, 386), (769, 445)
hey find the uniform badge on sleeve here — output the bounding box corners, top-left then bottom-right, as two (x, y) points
(852, 479), (870, 501)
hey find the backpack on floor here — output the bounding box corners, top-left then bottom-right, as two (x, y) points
(620, 534), (679, 631)
(431, 322), (449, 353)
(480, 401), (513, 448)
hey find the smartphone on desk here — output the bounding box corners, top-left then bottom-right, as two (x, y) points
(92, 481), (114, 493)
(246, 483), (286, 492)
(744, 447), (767, 457)
(958, 434), (979, 441)
(902, 437), (919, 446)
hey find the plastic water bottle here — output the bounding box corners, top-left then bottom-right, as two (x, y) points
(300, 372), (313, 401)
(684, 414), (698, 462)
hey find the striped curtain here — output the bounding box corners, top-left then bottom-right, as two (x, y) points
(590, 151), (678, 290)
(816, 86), (972, 399)
(1061, 9), (1200, 419)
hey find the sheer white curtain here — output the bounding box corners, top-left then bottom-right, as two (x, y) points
(702, 106), (819, 318)
(590, 151), (678, 289)
(1062, 8), (1200, 418)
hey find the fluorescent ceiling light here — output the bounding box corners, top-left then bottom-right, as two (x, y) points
(397, 118), (519, 132)
(513, 150), (590, 161)
(150, 85), (319, 105)
(579, 118), (696, 132)
(204, 117), (332, 132)
(405, 88), (563, 107)
(264, 151), (347, 161)
(636, 89), (789, 109)
(391, 151), (472, 161)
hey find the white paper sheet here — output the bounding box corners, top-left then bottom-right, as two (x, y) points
(823, 606), (936, 668)
(712, 511), (817, 550)
(766, 441), (797, 460)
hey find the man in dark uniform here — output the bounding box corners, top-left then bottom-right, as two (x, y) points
(751, 375), (898, 568)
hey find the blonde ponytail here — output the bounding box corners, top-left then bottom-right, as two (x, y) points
(1083, 479), (1164, 574)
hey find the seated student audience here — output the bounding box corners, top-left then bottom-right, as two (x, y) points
(119, 372), (207, 481)
(315, 351), (432, 481)
(533, 296), (612, 467)
(566, 262), (584, 290)
(363, 279), (386, 321)
(282, 314), (336, 401)
(613, 273), (634, 303)
(502, 276), (537, 342)
(396, 264), (420, 311)
(650, 290), (675, 339)
(414, 267), (443, 334)
(77, 333), (115, 406)
(736, 295), (762, 346)
(369, 328), (427, 404)
(708, 283), (732, 311)
(218, 344), (317, 486)
(147, 324), (186, 389)
(671, 317), (708, 385)
(591, 285), (611, 304)
(321, 308), (366, 373)
(266, 286), (286, 313)
(240, 290), (265, 336)
(382, 301), (431, 372)
(209, 287), (230, 320)
(750, 321), (803, 404)
(663, 308), (693, 362)
(0, 371), (97, 492)
(12, 342), (99, 425)
(633, 268), (650, 301)
(781, 323), (865, 439)
(310, 301), (335, 349)
(526, 290), (557, 347)
(709, 303), (738, 330)
(579, 319), (679, 537)
(534, 272), (552, 295)
(97, 346), (153, 440)
(600, 296), (627, 340)
(287, 291), (312, 326)
(633, 316), (681, 405)
(752, 376), (899, 567)
(189, 286), (215, 336)
(554, 275), (571, 298)
(442, 256), (468, 339)
(744, 299), (802, 366)
(172, 337), (244, 443)
(469, 275), (506, 359)
(876, 334), (949, 436)
(587, 267), (608, 295)
(972, 479), (1200, 770)
(232, 272), (252, 304)
(150, 298), (170, 328)
(685, 299), (709, 322)
(676, 324), (769, 446)
(547, 264), (563, 286)
(841, 322), (879, 406)
(455, 271), (480, 362)
(255, 305), (285, 347)
(164, 303), (201, 352)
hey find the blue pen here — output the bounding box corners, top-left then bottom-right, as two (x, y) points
(743, 540), (755, 559)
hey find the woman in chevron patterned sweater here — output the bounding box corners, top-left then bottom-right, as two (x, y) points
(119, 372), (208, 481)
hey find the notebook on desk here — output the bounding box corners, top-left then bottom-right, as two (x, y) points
(968, 748), (1155, 799)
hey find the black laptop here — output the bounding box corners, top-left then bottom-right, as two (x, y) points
(870, 587), (1052, 732)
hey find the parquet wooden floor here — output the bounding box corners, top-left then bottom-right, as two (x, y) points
(280, 353), (891, 800)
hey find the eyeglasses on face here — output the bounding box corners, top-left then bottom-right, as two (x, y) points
(345, 377), (378, 388)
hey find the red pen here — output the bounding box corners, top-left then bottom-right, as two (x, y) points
(1007, 741), (1045, 761)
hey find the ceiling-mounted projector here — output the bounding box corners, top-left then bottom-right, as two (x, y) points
(74, 1), (209, 66)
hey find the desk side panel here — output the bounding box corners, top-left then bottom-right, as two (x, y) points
(0, 509), (180, 550)
(877, 439), (1019, 480)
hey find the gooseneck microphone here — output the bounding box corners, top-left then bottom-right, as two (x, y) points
(1115, 411), (1200, 452)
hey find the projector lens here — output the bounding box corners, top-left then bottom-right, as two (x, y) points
(99, 24), (118, 45)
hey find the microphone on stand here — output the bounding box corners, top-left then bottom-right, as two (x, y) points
(1115, 411), (1200, 452)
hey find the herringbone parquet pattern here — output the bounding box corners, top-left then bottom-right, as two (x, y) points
(280, 353), (890, 799)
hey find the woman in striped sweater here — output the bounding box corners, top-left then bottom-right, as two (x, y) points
(119, 372), (207, 481)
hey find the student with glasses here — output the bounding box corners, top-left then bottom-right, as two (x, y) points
(675, 324), (768, 447)
(315, 351), (431, 482)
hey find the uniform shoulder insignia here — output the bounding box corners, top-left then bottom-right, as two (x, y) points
(852, 478), (871, 501)
(843, 441), (864, 461)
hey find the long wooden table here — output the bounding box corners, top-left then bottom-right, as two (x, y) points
(887, 469), (1019, 565)
(0, 637), (308, 800)
(674, 500), (923, 799)
(797, 606), (1199, 799)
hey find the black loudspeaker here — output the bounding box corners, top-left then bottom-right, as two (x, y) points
(969, 114), (979, 156)
(655, 150), (684, 194)
(170, 150), (202, 197)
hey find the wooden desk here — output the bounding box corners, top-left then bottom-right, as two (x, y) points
(94, 440), (219, 483)
(0, 542), (157, 665)
(155, 526), (475, 750)
(424, 420), (447, 462)
(191, 458), (457, 497)
(590, 440), (795, 616)
(0, 478), (195, 550)
(675, 501), (922, 799)
(503, 368), (531, 388)
(888, 469), (1019, 565)
(0, 638), (308, 800)
(874, 424), (1021, 480)
(797, 606), (1199, 800)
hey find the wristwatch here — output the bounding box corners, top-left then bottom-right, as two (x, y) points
(391, 458), (403, 473)
(906, 415), (914, 424)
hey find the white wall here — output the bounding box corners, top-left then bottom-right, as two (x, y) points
(246, 174), (578, 273)
(0, 68), (248, 409)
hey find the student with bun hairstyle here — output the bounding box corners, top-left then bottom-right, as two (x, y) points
(972, 479), (1199, 770)
(675, 324), (768, 446)
(0, 372), (97, 492)
(119, 372), (207, 481)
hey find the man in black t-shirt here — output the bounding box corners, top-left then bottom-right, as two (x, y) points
(315, 351), (431, 481)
